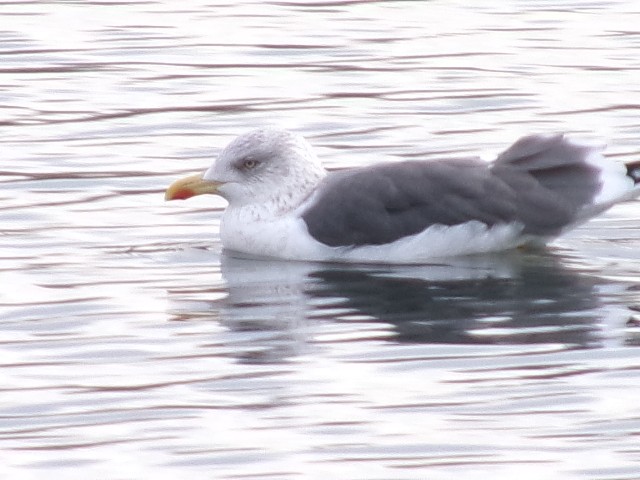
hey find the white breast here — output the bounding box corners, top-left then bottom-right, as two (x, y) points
(221, 203), (531, 264)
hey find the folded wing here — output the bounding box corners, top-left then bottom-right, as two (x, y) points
(303, 135), (622, 248)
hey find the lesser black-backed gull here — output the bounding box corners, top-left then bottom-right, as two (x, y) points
(165, 129), (640, 263)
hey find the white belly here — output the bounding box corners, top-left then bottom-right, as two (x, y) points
(221, 207), (531, 264)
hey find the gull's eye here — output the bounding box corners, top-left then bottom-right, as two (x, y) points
(238, 157), (259, 171)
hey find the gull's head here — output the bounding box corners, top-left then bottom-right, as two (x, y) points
(165, 129), (327, 210)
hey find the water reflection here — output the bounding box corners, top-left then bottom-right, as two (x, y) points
(308, 255), (601, 347)
(169, 251), (604, 363)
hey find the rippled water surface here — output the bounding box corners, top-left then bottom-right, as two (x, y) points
(3, 1), (640, 479)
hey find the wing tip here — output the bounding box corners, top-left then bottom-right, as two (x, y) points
(626, 160), (640, 184)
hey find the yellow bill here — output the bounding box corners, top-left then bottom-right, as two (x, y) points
(165, 174), (223, 201)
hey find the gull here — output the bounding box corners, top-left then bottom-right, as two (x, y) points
(165, 128), (640, 263)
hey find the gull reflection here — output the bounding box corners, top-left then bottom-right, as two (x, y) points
(306, 255), (601, 346)
(202, 251), (604, 362)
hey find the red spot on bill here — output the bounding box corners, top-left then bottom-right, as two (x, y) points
(171, 188), (195, 200)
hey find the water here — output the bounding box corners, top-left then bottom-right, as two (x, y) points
(2, 1), (640, 478)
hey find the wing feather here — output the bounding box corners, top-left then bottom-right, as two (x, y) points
(302, 134), (613, 248)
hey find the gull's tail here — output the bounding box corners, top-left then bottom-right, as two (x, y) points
(493, 134), (640, 235)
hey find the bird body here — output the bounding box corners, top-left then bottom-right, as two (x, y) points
(165, 129), (640, 264)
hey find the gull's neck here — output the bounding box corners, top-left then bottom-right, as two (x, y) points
(228, 168), (327, 221)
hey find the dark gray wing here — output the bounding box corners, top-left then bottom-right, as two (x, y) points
(302, 158), (520, 247)
(303, 135), (603, 248)
(492, 134), (602, 212)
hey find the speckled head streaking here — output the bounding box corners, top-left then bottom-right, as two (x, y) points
(203, 129), (327, 209)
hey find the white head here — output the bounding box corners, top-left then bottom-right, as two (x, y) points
(205, 129), (326, 205)
(166, 129), (327, 213)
